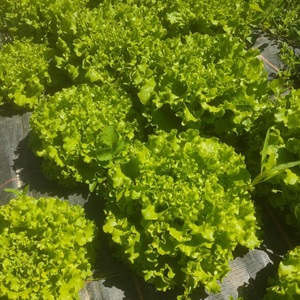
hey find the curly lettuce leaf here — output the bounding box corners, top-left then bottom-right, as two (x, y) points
(250, 89), (300, 228)
(124, 33), (270, 138)
(0, 39), (52, 109)
(53, 2), (166, 84)
(109, 0), (259, 39)
(30, 83), (137, 189)
(0, 0), (89, 42)
(0, 193), (97, 300)
(264, 246), (300, 299)
(103, 129), (260, 298)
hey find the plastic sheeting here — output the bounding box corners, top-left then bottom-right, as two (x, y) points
(0, 36), (299, 299)
(254, 35), (283, 79)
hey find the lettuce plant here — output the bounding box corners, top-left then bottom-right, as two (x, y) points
(0, 192), (97, 300)
(252, 89), (300, 227)
(52, 2), (166, 84)
(0, 39), (52, 109)
(264, 246), (300, 299)
(124, 33), (270, 138)
(103, 129), (260, 299)
(0, 0), (264, 44)
(105, 0), (260, 39)
(30, 83), (137, 190)
(1, 1), (299, 298)
(54, 2), (271, 139)
(0, 0), (89, 42)
(52, 0), (259, 85)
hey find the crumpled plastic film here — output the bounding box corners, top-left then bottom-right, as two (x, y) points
(0, 112), (30, 205)
(254, 35), (283, 79)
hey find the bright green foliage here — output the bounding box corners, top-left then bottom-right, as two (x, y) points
(1, 0), (299, 297)
(103, 129), (260, 299)
(52, 2), (166, 84)
(264, 246), (300, 299)
(274, 89), (300, 149)
(30, 84), (136, 189)
(0, 1), (271, 126)
(278, 43), (300, 88)
(251, 0), (300, 45)
(253, 89), (300, 227)
(124, 33), (270, 137)
(272, 89), (300, 227)
(0, 0), (262, 43)
(0, 0), (89, 42)
(0, 193), (97, 300)
(51, 2), (271, 138)
(0, 40), (52, 109)
(109, 0), (260, 39)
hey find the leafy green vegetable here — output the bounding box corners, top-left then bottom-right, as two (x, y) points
(123, 32), (270, 139)
(52, 2), (166, 84)
(0, 0), (89, 42)
(0, 39), (52, 109)
(0, 0), (271, 119)
(0, 0), (263, 44)
(251, 127), (300, 186)
(103, 129), (260, 299)
(109, 0), (260, 39)
(264, 246), (300, 299)
(30, 83), (137, 190)
(2, 0), (300, 298)
(250, 89), (300, 228)
(0, 193), (97, 300)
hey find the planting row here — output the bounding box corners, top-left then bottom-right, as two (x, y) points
(1, 0), (300, 299)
